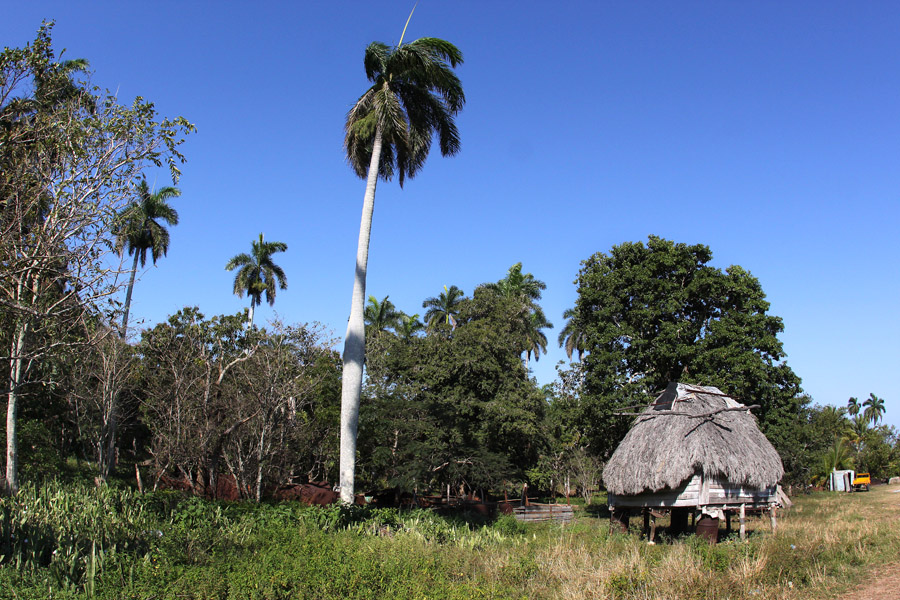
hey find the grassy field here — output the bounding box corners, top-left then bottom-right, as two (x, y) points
(1, 482), (898, 599)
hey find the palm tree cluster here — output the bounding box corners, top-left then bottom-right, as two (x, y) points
(813, 393), (891, 484)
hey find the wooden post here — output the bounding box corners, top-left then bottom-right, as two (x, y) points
(769, 505), (777, 533)
(649, 511), (659, 545)
(739, 503), (746, 541)
(725, 510), (732, 534)
(643, 509), (650, 540)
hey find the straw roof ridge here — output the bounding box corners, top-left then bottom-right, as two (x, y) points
(602, 382), (784, 496)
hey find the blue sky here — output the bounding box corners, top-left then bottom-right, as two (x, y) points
(4, 2), (899, 429)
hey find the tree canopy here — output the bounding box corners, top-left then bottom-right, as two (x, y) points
(571, 236), (804, 459)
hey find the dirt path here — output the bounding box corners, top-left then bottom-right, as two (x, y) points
(844, 562), (900, 600)
(842, 487), (900, 600)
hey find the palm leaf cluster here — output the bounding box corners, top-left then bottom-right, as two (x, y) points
(557, 307), (587, 361)
(422, 285), (465, 330)
(344, 38), (464, 186)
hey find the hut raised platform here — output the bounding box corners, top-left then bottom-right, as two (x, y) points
(603, 382), (786, 541)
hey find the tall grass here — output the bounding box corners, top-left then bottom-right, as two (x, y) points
(1, 484), (898, 599)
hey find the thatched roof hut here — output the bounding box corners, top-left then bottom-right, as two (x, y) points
(603, 382), (783, 509)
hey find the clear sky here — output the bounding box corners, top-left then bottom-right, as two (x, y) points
(4, 2), (899, 430)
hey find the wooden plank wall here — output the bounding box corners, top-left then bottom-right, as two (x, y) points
(609, 473), (776, 508)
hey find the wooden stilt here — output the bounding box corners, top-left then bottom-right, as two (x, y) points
(649, 511), (658, 545)
(769, 505), (777, 533)
(725, 510), (731, 533)
(739, 503), (746, 541)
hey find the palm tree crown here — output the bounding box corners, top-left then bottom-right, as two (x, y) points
(225, 233), (287, 326)
(344, 37), (465, 186)
(364, 295), (403, 337)
(114, 179), (180, 268)
(863, 393), (886, 426)
(396, 312), (425, 340)
(482, 263), (546, 303)
(558, 307), (588, 361)
(422, 285), (465, 330)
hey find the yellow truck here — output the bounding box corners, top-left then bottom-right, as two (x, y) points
(852, 472), (871, 492)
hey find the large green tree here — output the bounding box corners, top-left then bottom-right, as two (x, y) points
(0, 24), (193, 494)
(339, 21), (465, 503)
(113, 179), (180, 337)
(361, 290), (546, 495)
(573, 236), (803, 460)
(225, 233), (288, 327)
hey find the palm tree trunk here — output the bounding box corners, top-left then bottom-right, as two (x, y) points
(248, 302), (255, 328)
(5, 321), (28, 495)
(339, 127), (383, 504)
(120, 252), (140, 338)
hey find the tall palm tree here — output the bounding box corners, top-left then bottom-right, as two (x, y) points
(422, 285), (465, 330)
(338, 16), (465, 504)
(862, 393), (886, 426)
(557, 307), (587, 361)
(364, 295), (403, 337)
(113, 179), (180, 337)
(225, 233), (287, 327)
(847, 396), (860, 416)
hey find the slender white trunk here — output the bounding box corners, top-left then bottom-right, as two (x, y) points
(339, 127), (383, 504)
(120, 252), (139, 338)
(5, 321), (28, 495)
(255, 422), (267, 502)
(248, 303), (255, 328)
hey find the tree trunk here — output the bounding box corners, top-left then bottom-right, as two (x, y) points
(339, 127), (383, 504)
(255, 422), (267, 502)
(5, 321), (28, 495)
(248, 302), (255, 328)
(120, 252), (140, 338)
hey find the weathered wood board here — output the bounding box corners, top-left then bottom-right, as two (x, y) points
(513, 504), (574, 523)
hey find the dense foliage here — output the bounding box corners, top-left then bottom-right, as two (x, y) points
(0, 23), (194, 493)
(3, 481), (900, 599)
(570, 236), (805, 463)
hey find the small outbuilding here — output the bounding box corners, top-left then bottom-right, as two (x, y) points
(602, 382), (786, 541)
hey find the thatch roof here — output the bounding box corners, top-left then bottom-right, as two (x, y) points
(602, 382), (783, 496)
